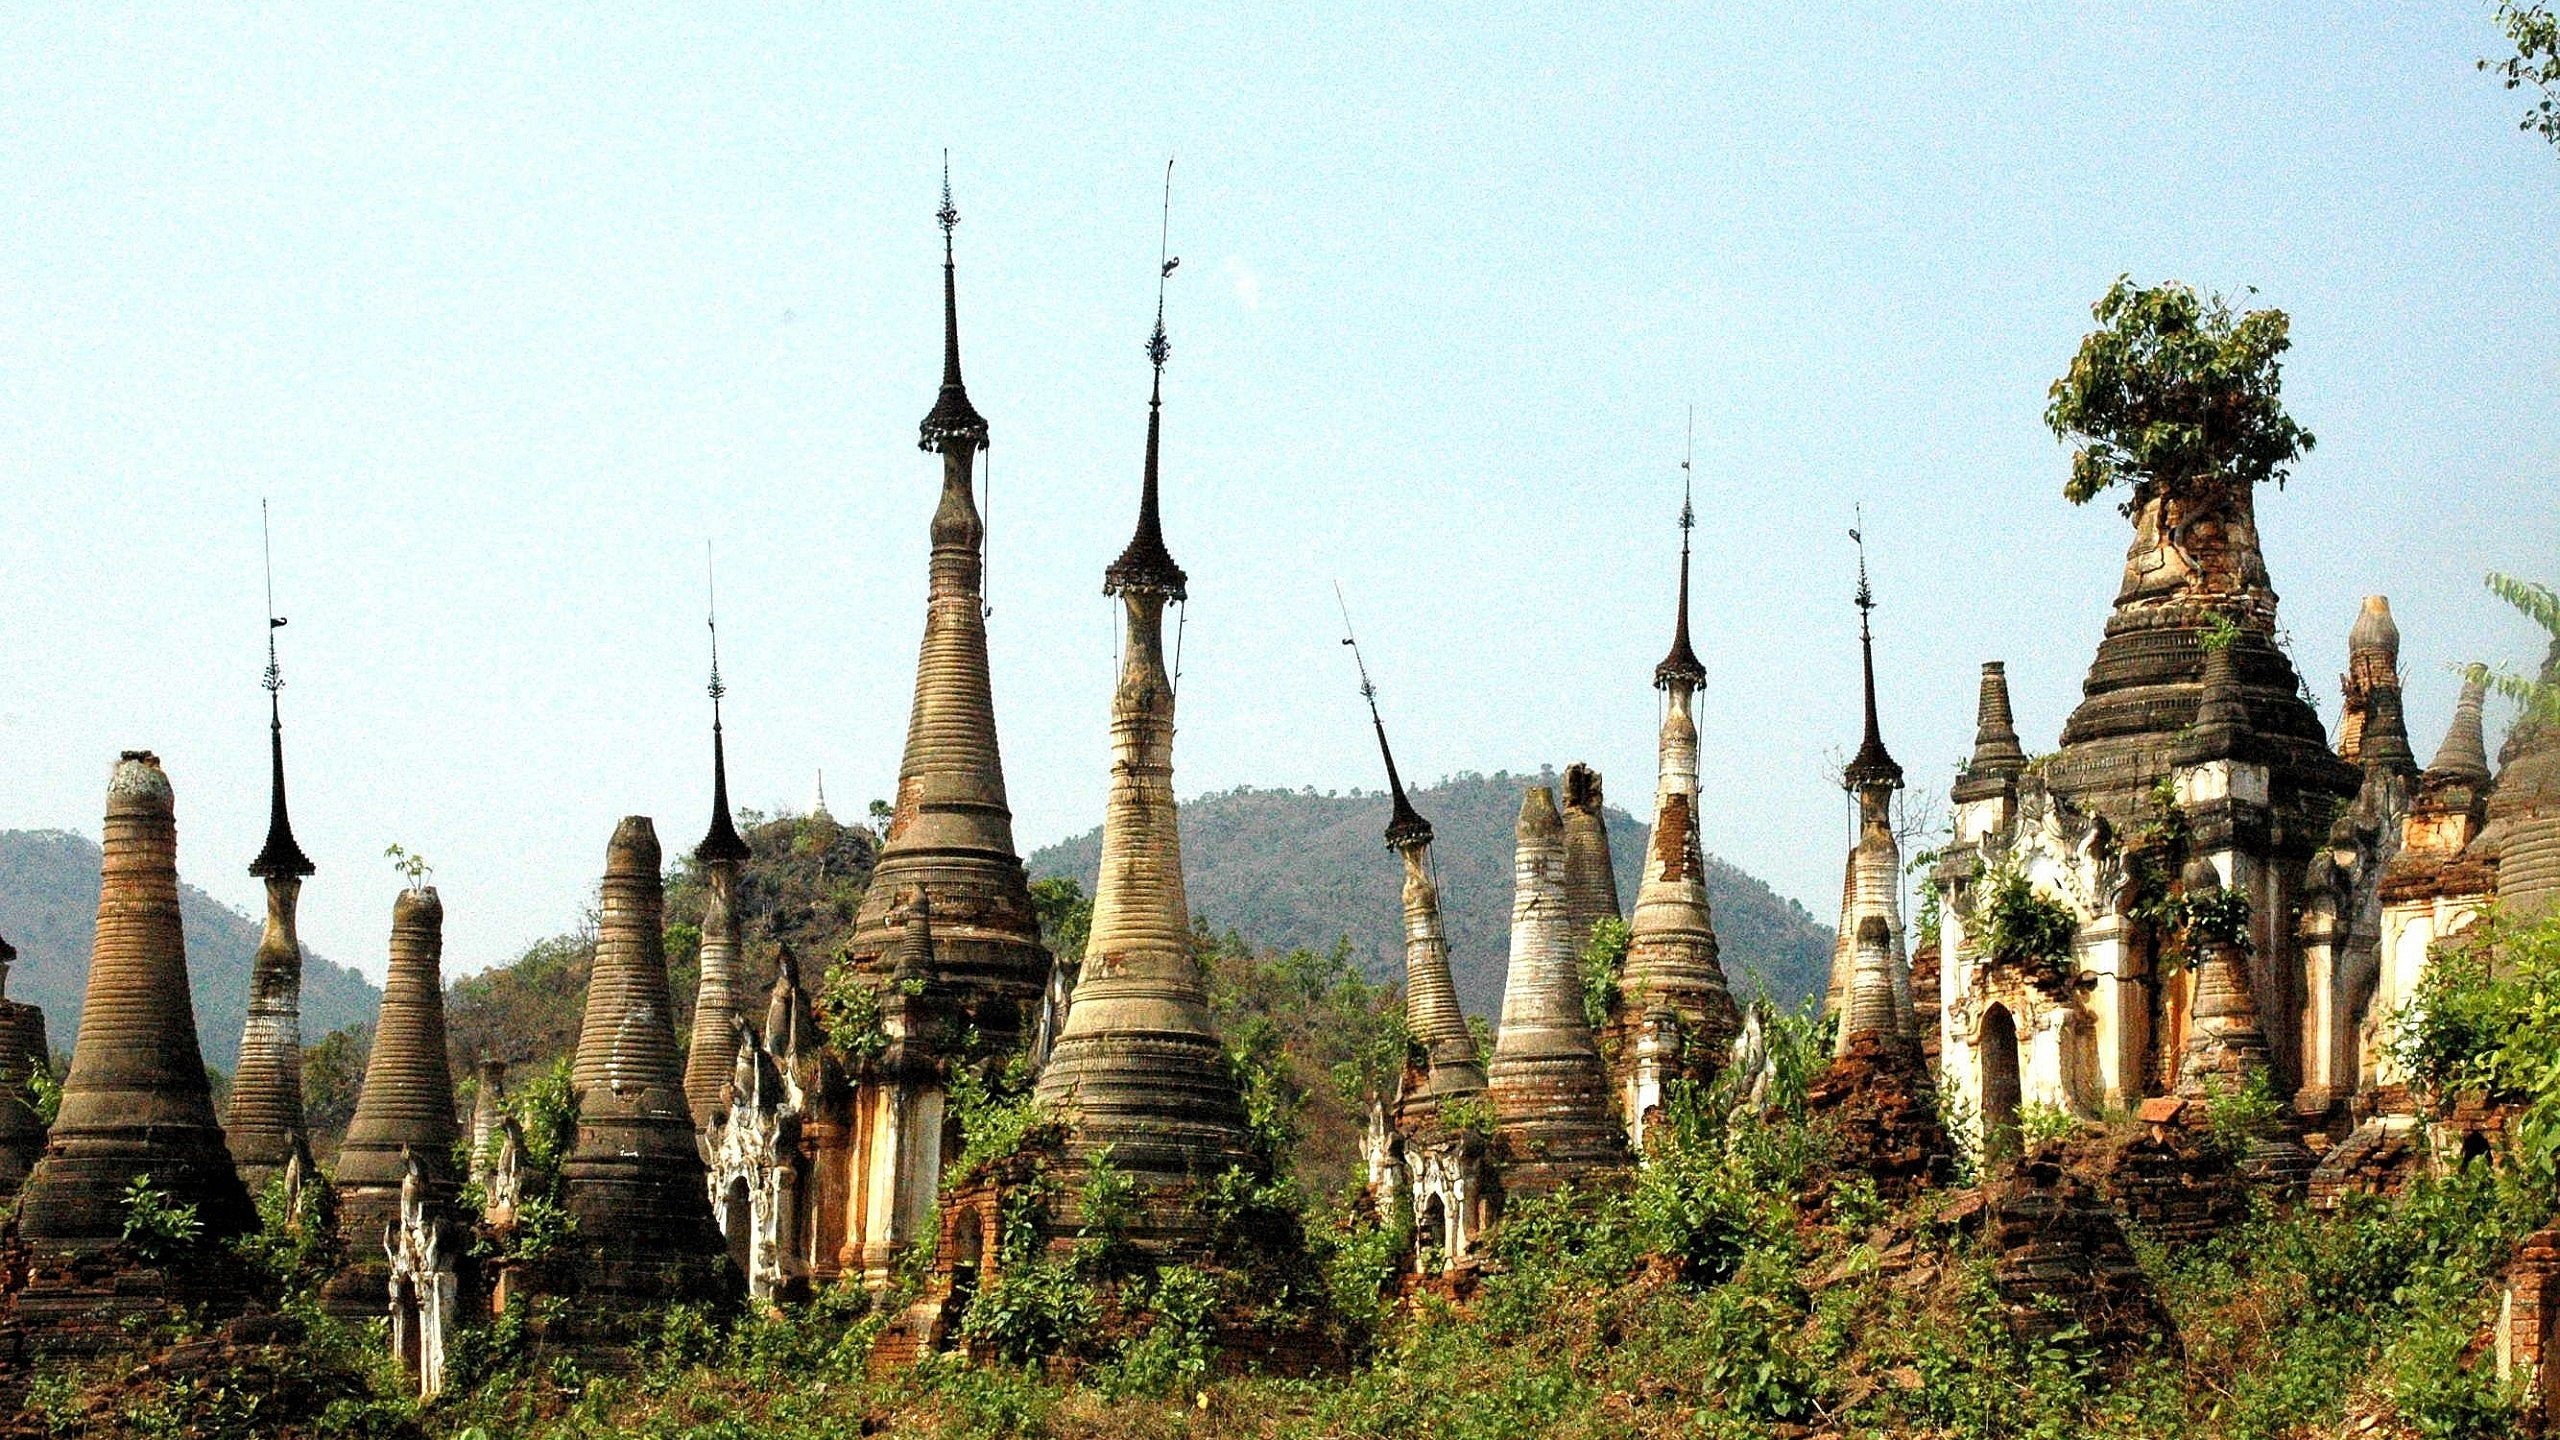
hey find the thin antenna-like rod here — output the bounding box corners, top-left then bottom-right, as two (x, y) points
(706, 541), (726, 718)
(1850, 502), (1874, 644)
(260, 499), (285, 699)
(1148, 157), (1178, 373)
(1334, 581), (1380, 710)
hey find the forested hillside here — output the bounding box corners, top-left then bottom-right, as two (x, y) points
(1029, 769), (1834, 1014)
(0, 827), (380, 1071)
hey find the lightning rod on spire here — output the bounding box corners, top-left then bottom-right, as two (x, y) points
(706, 541), (726, 714)
(1334, 581), (1381, 712)
(260, 499), (286, 698)
(1149, 157), (1178, 373)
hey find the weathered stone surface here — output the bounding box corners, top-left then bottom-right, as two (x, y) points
(1030, 352), (1256, 1250)
(1558, 763), (1620, 959)
(563, 820), (727, 1258)
(1486, 787), (1627, 1196)
(1980, 1155), (2175, 1358)
(323, 886), (460, 1322)
(15, 753), (252, 1248)
(1804, 1030), (1950, 1201)
(1608, 565), (1737, 1126)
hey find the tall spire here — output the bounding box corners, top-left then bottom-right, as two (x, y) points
(1842, 510), (1903, 793)
(1104, 159), (1188, 601)
(1337, 586), (1431, 848)
(688, 553), (751, 1129)
(1034, 172), (1256, 1224)
(1655, 410), (1706, 692)
(696, 550), (750, 867)
(1612, 427), (1737, 1117)
(251, 503), (314, 881)
(1339, 595), (1475, 1088)
(919, 152), (989, 454)
(230, 501), (318, 1192)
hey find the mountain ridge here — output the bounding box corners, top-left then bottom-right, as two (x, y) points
(1026, 768), (1832, 1015)
(0, 827), (382, 1071)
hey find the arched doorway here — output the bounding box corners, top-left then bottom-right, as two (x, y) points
(723, 1178), (754, 1275)
(1419, 1194), (1449, 1274)
(1981, 1005), (2023, 1159)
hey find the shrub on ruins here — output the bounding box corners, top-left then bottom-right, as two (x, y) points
(2391, 908), (2560, 1190)
(1580, 915), (1630, 1033)
(119, 1173), (205, 1264)
(1972, 862), (2081, 991)
(2045, 276), (2314, 512)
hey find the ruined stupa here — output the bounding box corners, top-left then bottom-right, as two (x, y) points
(1347, 636), (1492, 1268)
(226, 647), (319, 1196)
(525, 817), (735, 1347)
(829, 169), (1052, 1284)
(1605, 473), (1737, 1139)
(1029, 248), (1257, 1245)
(0, 935), (48, 1196)
(6, 754), (255, 1349)
(1827, 530), (1912, 1050)
(1558, 763), (1620, 959)
(1485, 786), (1629, 1200)
(684, 616), (753, 1136)
(321, 884), (461, 1322)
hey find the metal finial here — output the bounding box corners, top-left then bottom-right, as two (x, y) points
(938, 149), (958, 244)
(260, 498), (287, 696)
(1148, 157), (1178, 372)
(705, 542), (726, 711)
(1335, 581), (1380, 709)
(1850, 503), (1874, 637)
(1680, 407), (1696, 536)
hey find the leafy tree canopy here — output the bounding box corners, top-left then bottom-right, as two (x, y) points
(2484, 3), (2560, 148)
(2045, 277), (2314, 511)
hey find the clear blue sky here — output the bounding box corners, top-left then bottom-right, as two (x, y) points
(4, 6), (2554, 984)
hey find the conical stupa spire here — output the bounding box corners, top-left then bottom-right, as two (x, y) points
(1842, 514), (1903, 793)
(17, 753), (253, 1244)
(1655, 421), (1706, 691)
(2427, 672), (2494, 785)
(562, 818), (728, 1269)
(687, 567), (751, 1129)
(919, 153), (990, 454)
(1486, 787), (1627, 1188)
(232, 516), (317, 1191)
(1338, 601), (1475, 1088)
(1034, 180), (1257, 1218)
(1615, 460), (1736, 1103)
(843, 156), (1048, 1073)
(322, 884), (461, 1319)
(1968, 662), (2028, 778)
(1826, 531), (1912, 1031)
(1104, 160), (1189, 601)
(696, 563), (750, 867)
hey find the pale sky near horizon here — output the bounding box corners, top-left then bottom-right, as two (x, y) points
(4, 6), (2555, 986)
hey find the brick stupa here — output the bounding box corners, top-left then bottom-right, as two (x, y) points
(321, 885), (461, 1322)
(5, 753), (256, 1351)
